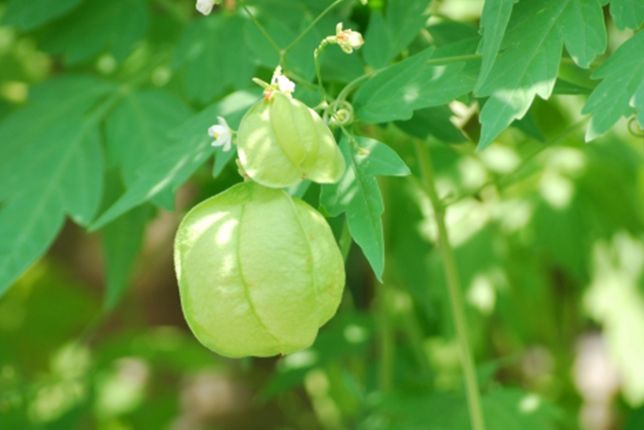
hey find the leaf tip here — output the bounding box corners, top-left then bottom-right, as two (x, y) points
(476, 137), (493, 152)
(584, 118), (603, 143)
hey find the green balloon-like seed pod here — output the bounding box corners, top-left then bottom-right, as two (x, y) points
(174, 181), (346, 358)
(237, 91), (346, 188)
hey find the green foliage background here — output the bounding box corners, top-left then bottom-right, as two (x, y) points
(1, 0), (644, 428)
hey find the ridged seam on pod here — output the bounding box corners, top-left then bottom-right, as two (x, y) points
(174, 181), (346, 358)
(237, 91), (346, 188)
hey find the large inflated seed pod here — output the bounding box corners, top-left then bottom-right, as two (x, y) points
(174, 181), (345, 358)
(237, 91), (346, 188)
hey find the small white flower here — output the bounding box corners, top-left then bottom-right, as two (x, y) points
(196, 0), (215, 15)
(335, 23), (364, 54)
(270, 66), (296, 95)
(208, 116), (232, 151)
(276, 75), (296, 94)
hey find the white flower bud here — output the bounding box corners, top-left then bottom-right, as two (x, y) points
(208, 116), (233, 152)
(196, 0), (215, 15)
(335, 23), (364, 54)
(269, 66), (296, 95)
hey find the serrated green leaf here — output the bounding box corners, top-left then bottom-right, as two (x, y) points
(582, 31), (644, 141)
(475, 0), (518, 92)
(90, 90), (259, 230)
(0, 191), (66, 298)
(609, 0), (644, 30)
(477, 0), (606, 150)
(0, 117), (103, 225)
(354, 46), (477, 123)
(0, 75), (112, 293)
(38, 0), (148, 64)
(173, 14), (255, 104)
(105, 89), (193, 185)
(0, 75), (116, 179)
(0, 117), (103, 297)
(2, 0), (85, 30)
(102, 204), (152, 310)
(320, 136), (410, 280)
(560, 0), (607, 68)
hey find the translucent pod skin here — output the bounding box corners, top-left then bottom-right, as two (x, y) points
(237, 91), (346, 188)
(174, 181), (345, 358)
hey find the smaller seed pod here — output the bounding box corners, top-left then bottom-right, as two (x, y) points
(174, 181), (345, 358)
(237, 91), (346, 188)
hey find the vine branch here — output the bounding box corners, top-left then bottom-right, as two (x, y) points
(414, 141), (486, 430)
(284, 0), (346, 54)
(239, 1), (283, 60)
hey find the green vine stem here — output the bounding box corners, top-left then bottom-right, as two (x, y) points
(240, 0), (346, 70)
(314, 39), (330, 104)
(283, 0), (346, 54)
(238, 1), (283, 60)
(414, 141), (486, 430)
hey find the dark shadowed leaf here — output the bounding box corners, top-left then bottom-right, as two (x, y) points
(38, 0), (149, 63)
(395, 106), (468, 143)
(102, 204), (153, 310)
(2, 0), (85, 30)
